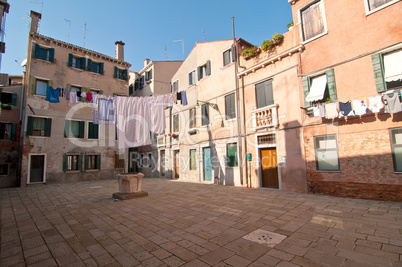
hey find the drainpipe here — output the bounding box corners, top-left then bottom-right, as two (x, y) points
(232, 17), (244, 186)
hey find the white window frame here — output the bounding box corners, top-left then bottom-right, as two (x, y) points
(314, 134), (340, 172)
(35, 77), (50, 96)
(364, 0), (401, 15)
(298, 0), (328, 44)
(189, 69), (196, 86)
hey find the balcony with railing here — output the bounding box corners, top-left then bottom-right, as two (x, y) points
(251, 104), (279, 131)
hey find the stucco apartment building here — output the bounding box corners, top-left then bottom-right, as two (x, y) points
(290, 0), (402, 201)
(0, 76), (23, 187)
(158, 39), (252, 185)
(128, 59), (182, 177)
(21, 11), (131, 186)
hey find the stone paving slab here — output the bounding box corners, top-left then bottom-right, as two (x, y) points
(0, 178), (401, 266)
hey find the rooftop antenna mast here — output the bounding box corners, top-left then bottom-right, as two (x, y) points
(202, 28), (206, 42)
(172, 39), (184, 60)
(165, 45), (168, 60)
(65, 19), (71, 43)
(29, 1), (43, 32)
(82, 22), (89, 48)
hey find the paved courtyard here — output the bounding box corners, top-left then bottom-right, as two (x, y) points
(0, 178), (401, 267)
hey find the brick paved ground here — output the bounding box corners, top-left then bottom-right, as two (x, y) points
(0, 178), (401, 267)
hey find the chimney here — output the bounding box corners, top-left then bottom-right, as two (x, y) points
(144, 58), (150, 68)
(115, 41), (125, 61)
(30, 10), (41, 34)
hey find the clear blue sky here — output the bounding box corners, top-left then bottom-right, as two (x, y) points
(2, 0), (293, 75)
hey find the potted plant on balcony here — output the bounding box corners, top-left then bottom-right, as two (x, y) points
(287, 21), (294, 31)
(260, 39), (272, 52)
(272, 33), (284, 45)
(241, 45), (261, 60)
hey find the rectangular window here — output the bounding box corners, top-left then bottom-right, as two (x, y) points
(173, 114), (179, 132)
(65, 155), (81, 171)
(85, 154), (101, 170)
(35, 79), (48, 96)
(68, 53), (86, 70)
(202, 104), (209, 126)
(190, 149), (196, 170)
(87, 59), (104, 74)
(227, 143), (238, 167)
(300, 0), (326, 42)
(367, 0), (395, 11)
(34, 44), (54, 62)
(71, 86), (82, 101)
(225, 93), (236, 120)
(148, 153), (152, 168)
(258, 134), (276, 145)
(255, 79), (274, 109)
(314, 135), (340, 171)
(1, 92), (17, 105)
(189, 108), (196, 128)
(390, 128), (402, 172)
(223, 49), (233, 66)
(0, 123), (16, 140)
(303, 69), (337, 108)
(64, 120), (85, 138)
(172, 80), (179, 93)
(198, 60), (211, 80)
(26, 116), (51, 137)
(145, 70), (152, 81)
(114, 67), (128, 80)
(189, 70), (196, 85)
(0, 164), (8, 175)
(383, 50), (402, 90)
(88, 122), (99, 139)
(140, 154), (144, 168)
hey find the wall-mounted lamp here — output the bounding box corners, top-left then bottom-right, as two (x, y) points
(197, 100), (218, 110)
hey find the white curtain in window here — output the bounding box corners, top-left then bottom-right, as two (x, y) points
(306, 74), (327, 102)
(384, 50), (402, 82)
(36, 80), (48, 96)
(368, 0), (393, 10)
(301, 1), (325, 41)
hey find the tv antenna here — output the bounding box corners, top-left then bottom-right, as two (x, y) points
(82, 22), (89, 48)
(29, 1), (43, 32)
(165, 45), (168, 60)
(202, 28), (206, 42)
(172, 39), (184, 60)
(65, 19), (71, 43)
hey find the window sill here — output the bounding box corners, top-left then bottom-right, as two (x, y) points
(85, 169), (99, 172)
(66, 170), (80, 173)
(301, 31), (328, 45)
(33, 94), (46, 98)
(225, 117), (237, 123)
(198, 75), (210, 82)
(70, 67), (85, 72)
(27, 135), (49, 138)
(33, 58), (53, 64)
(315, 170), (341, 173)
(365, 0), (400, 16)
(222, 62), (235, 69)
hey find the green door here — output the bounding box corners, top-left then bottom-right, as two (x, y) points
(203, 147), (212, 181)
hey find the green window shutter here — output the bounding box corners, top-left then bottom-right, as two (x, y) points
(188, 72), (192, 85)
(84, 155), (89, 170)
(67, 84), (72, 92)
(68, 53), (73, 67)
(64, 120), (70, 138)
(78, 155), (82, 171)
(206, 60), (211, 76)
(145, 71), (149, 81)
(96, 154), (101, 170)
(99, 63), (104, 74)
(11, 93), (17, 105)
(302, 76), (312, 108)
(34, 44), (40, 58)
(81, 57), (86, 70)
(371, 53), (386, 93)
(49, 48), (55, 62)
(87, 59), (92, 71)
(255, 82), (266, 109)
(31, 77), (37, 95)
(148, 154), (152, 168)
(227, 144), (238, 167)
(45, 118), (52, 137)
(79, 121), (85, 138)
(197, 66), (202, 80)
(326, 68), (337, 101)
(99, 90), (103, 95)
(202, 104), (209, 125)
(62, 155), (67, 172)
(48, 80), (53, 87)
(114, 66), (118, 78)
(123, 69), (128, 80)
(26, 116), (33, 136)
(10, 123), (17, 140)
(93, 123), (98, 139)
(88, 122), (93, 139)
(149, 70), (152, 79)
(129, 84), (133, 95)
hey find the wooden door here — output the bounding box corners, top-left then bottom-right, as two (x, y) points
(29, 155), (45, 183)
(260, 148), (279, 188)
(174, 151), (180, 178)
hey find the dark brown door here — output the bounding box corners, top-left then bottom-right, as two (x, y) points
(30, 155), (45, 183)
(260, 148), (278, 188)
(174, 151), (180, 178)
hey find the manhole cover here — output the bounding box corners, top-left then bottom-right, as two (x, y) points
(242, 229), (287, 247)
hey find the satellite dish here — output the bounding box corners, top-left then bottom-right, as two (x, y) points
(21, 59), (27, 67)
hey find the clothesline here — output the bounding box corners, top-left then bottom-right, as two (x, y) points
(312, 90), (402, 119)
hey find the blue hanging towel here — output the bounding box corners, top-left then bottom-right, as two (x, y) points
(45, 86), (60, 103)
(181, 91), (188, 106)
